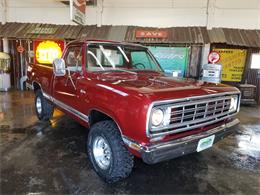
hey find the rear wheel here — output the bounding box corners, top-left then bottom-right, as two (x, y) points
(35, 89), (54, 121)
(87, 120), (134, 183)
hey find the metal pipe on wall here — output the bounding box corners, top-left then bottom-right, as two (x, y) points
(206, 0), (216, 30)
(0, 0), (7, 24)
(19, 39), (28, 90)
(2, 38), (9, 53)
(1, 1), (9, 54)
(96, 0), (104, 27)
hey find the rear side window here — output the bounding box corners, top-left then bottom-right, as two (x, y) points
(64, 46), (83, 72)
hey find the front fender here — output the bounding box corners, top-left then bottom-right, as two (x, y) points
(88, 83), (151, 144)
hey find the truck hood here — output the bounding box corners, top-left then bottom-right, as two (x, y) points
(94, 71), (239, 100)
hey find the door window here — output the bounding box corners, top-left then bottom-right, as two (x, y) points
(64, 46), (83, 72)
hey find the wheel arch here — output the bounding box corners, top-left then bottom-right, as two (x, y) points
(32, 81), (42, 93)
(89, 109), (124, 136)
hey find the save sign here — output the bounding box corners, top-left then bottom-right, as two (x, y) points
(135, 30), (168, 39)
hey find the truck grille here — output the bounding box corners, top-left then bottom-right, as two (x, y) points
(170, 97), (231, 124)
(149, 94), (239, 137)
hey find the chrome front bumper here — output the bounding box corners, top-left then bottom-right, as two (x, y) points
(141, 118), (240, 164)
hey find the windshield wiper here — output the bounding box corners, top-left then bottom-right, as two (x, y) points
(87, 51), (104, 70)
(99, 45), (115, 68)
(117, 46), (129, 63)
(98, 45), (136, 75)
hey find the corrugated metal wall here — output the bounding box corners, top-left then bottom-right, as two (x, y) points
(208, 28), (260, 48)
(1, 22), (259, 47)
(240, 47), (260, 104)
(247, 69), (260, 104)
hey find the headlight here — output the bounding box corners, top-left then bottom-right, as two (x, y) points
(151, 108), (164, 126)
(229, 95), (238, 112)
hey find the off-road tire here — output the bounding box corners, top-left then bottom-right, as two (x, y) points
(87, 120), (134, 183)
(35, 89), (54, 121)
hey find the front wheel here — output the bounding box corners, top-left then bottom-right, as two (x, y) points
(87, 120), (134, 183)
(35, 89), (54, 121)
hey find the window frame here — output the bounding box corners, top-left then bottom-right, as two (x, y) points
(63, 45), (84, 73)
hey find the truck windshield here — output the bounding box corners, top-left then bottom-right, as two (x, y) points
(86, 43), (163, 72)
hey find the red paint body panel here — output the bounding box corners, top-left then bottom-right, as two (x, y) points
(27, 40), (240, 156)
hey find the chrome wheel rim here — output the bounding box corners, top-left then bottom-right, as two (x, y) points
(92, 136), (112, 170)
(36, 97), (42, 114)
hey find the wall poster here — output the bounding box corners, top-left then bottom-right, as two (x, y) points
(213, 48), (247, 82)
(148, 46), (189, 77)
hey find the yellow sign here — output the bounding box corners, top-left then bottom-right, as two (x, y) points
(36, 41), (62, 64)
(213, 48), (247, 82)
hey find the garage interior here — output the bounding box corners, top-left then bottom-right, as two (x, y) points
(1, 0), (260, 194)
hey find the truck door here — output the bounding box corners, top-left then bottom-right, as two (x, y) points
(52, 45), (87, 120)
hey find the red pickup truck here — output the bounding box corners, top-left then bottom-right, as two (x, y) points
(27, 40), (240, 183)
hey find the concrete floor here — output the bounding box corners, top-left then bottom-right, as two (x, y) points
(0, 90), (260, 194)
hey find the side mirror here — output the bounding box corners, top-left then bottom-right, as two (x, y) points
(53, 58), (66, 76)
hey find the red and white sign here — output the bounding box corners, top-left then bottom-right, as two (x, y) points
(17, 45), (24, 53)
(208, 51), (220, 64)
(135, 30), (168, 39)
(70, 0), (86, 25)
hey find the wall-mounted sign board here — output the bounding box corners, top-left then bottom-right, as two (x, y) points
(34, 40), (64, 65)
(213, 48), (247, 82)
(27, 27), (58, 35)
(208, 51), (220, 64)
(148, 46), (189, 77)
(135, 30), (168, 39)
(70, 0), (86, 25)
(202, 64), (222, 83)
(17, 45), (24, 53)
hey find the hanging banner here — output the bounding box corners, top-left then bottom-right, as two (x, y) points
(149, 47), (189, 77)
(70, 0), (86, 25)
(213, 48), (247, 82)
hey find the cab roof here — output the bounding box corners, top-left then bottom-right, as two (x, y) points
(67, 39), (145, 48)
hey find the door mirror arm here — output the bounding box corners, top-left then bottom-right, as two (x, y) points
(65, 67), (77, 90)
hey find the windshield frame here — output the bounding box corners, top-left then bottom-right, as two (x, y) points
(85, 42), (164, 73)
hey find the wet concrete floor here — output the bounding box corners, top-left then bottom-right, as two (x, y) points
(0, 90), (260, 194)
